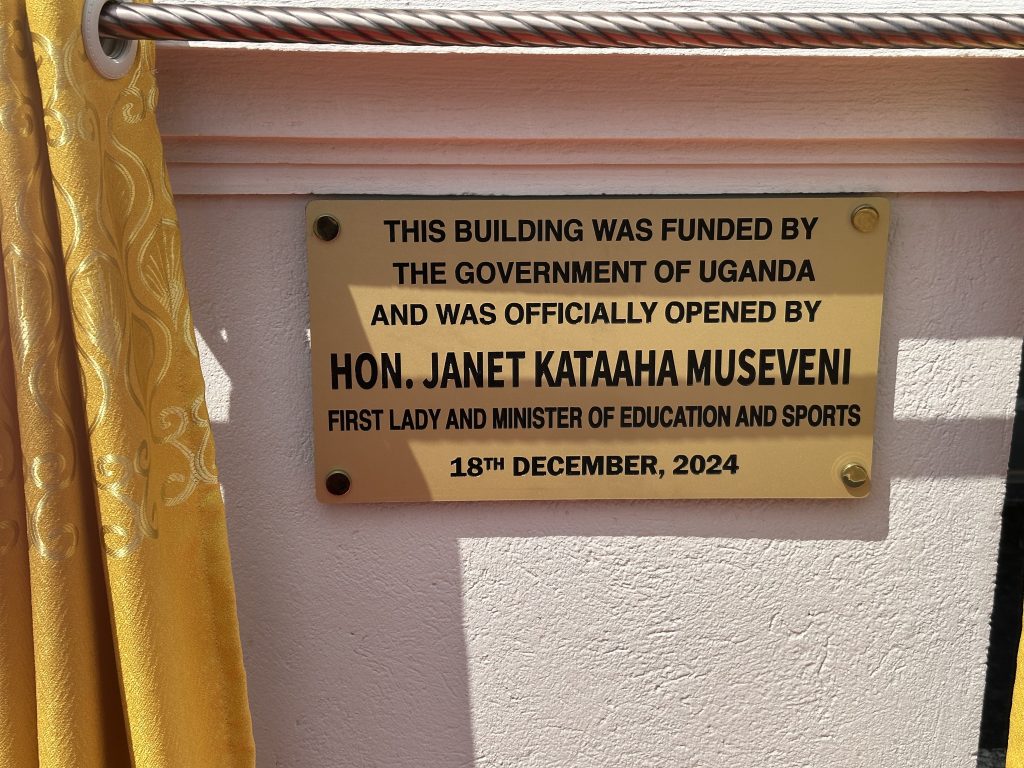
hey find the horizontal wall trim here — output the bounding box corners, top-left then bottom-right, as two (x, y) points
(164, 137), (1024, 195)
(157, 48), (1024, 195)
(163, 137), (1024, 166)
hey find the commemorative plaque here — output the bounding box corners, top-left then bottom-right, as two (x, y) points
(306, 196), (888, 503)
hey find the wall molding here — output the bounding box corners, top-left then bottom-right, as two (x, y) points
(157, 47), (1024, 194)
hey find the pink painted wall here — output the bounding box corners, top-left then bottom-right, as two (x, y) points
(159, 44), (1024, 767)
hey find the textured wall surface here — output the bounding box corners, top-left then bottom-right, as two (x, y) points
(160, 42), (1024, 768)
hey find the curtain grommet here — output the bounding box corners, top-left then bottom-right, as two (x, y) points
(82, 0), (137, 79)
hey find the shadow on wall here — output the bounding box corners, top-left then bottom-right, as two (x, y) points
(178, 194), (1020, 768)
(978, 357), (1024, 766)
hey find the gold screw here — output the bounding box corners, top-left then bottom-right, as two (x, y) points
(850, 205), (879, 233)
(840, 463), (869, 489)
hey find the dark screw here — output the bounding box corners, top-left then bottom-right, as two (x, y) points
(314, 215), (340, 241)
(325, 470), (351, 496)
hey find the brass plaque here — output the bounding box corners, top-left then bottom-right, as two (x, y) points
(306, 196), (888, 503)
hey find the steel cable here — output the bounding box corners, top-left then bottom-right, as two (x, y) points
(96, 3), (1024, 49)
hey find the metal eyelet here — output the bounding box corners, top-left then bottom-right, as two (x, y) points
(82, 0), (137, 79)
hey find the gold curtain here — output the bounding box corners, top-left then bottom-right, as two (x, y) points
(1012, 653), (1024, 765)
(0, 0), (255, 765)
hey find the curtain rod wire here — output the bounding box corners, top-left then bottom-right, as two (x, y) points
(95, 3), (1024, 49)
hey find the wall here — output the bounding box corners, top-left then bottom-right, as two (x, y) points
(156, 37), (1024, 768)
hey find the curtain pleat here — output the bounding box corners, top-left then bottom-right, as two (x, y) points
(0, 1), (255, 765)
(1010, 652), (1024, 765)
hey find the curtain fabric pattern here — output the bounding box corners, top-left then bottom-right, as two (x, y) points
(0, 0), (254, 765)
(1012, 651), (1024, 765)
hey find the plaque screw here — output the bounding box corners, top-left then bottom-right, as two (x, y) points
(840, 462), (869, 489)
(314, 214), (340, 241)
(325, 470), (351, 496)
(850, 205), (879, 233)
